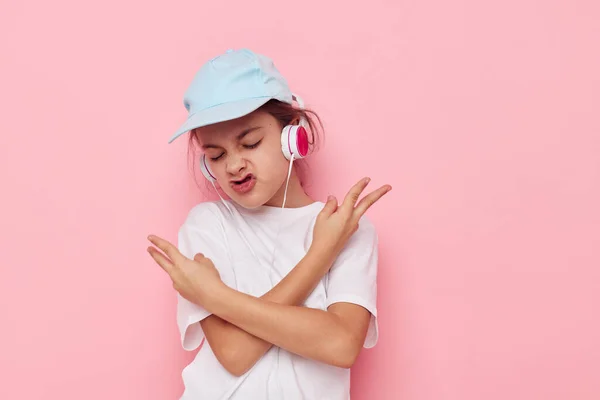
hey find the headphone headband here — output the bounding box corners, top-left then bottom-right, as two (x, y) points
(292, 93), (308, 128)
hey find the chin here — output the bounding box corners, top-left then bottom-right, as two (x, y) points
(225, 189), (271, 210)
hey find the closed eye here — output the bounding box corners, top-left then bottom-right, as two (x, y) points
(244, 140), (262, 149)
(209, 140), (262, 161)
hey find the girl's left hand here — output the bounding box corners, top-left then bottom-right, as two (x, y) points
(146, 234), (223, 306)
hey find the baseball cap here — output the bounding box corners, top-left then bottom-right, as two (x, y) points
(168, 48), (296, 143)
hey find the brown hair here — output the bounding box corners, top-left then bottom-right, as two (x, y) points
(186, 99), (325, 192)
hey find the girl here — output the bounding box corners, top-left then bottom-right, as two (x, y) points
(147, 48), (392, 400)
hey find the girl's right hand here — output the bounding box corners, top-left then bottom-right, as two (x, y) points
(311, 177), (392, 257)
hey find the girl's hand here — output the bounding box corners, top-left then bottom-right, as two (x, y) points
(147, 235), (223, 306)
(312, 177), (391, 256)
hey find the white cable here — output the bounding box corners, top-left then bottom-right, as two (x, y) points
(282, 153), (295, 209)
(211, 180), (263, 267)
(265, 154), (295, 280)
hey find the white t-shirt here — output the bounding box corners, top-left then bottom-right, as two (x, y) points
(175, 199), (379, 400)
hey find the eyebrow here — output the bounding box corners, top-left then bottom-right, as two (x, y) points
(201, 126), (262, 150)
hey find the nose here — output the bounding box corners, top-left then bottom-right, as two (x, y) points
(225, 152), (247, 177)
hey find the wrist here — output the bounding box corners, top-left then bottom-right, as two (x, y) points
(199, 280), (231, 314)
(307, 242), (338, 266)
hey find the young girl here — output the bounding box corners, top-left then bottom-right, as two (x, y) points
(147, 48), (392, 400)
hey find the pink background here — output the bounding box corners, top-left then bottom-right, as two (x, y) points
(1, 0), (599, 399)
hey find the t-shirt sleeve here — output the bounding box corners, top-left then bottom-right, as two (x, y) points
(325, 216), (379, 349)
(175, 203), (236, 351)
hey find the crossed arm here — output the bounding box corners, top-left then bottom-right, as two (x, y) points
(199, 245), (372, 376)
(150, 179), (390, 377)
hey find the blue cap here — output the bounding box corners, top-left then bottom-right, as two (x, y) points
(168, 48), (296, 143)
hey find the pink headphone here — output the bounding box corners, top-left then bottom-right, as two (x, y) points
(199, 94), (310, 183)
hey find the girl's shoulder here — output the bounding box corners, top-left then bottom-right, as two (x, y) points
(183, 200), (230, 228)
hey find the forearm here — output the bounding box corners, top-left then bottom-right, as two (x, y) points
(262, 244), (337, 305)
(207, 285), (355, 368)
(200, 245), (337, 375)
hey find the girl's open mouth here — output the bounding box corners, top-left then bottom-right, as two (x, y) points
(230, 174), (256, 194)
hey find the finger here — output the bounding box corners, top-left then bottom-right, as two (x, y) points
(193, 253), (205, 262)
(147, 246), (175, 274)
(340, 177), (371, 213)
(354, 185), (392, 217)
(147, 235), (184, 264)
(320, 195), (338, 217)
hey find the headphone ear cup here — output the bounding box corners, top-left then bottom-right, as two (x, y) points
(199, 154), (217, 182)
(281, 124), (310, 160)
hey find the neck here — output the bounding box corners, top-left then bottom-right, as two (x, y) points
(264, 167), (314, 208)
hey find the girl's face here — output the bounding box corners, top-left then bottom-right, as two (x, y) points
(194, 109), (294, 209)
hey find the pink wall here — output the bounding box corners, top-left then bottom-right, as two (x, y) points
(1, 1), (599, 399)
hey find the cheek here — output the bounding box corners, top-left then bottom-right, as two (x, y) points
(250, 158), (288, 192)
(256, 146), (288, 176)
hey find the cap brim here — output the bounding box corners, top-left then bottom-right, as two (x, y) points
(168, 96), (273, 143)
